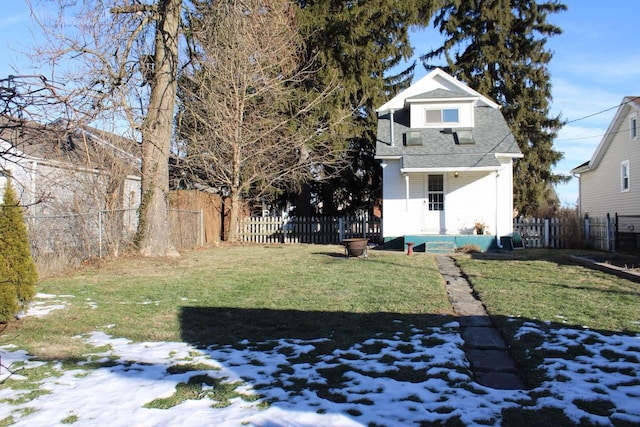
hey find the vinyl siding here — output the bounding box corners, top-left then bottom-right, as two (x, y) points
(381, 157), (515, 238)
(580, 110), (640, 217)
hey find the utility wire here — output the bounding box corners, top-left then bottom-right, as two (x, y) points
(555, 97), (640, 142)
(563, 96), (640, 126)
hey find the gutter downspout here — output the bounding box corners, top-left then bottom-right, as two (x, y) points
(389, 109), (395, 147)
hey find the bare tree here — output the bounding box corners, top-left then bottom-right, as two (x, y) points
(24, 0), (181, 257)
(175, 0), (350, 241)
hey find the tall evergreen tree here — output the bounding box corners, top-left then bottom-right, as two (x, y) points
(294, 0), (435, 214)
(421, 0), (568, 215)
(0, 180), (38, 323)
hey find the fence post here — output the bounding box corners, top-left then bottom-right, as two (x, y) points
(613, 213), (618, 252)
(98, 210), (103, 259)
(606, 213), (612, 251)
(339, 217), (344, 242)
(362, 216), (367, 238)
(544, 218), (550, 247)
(584, 216), (590, 247)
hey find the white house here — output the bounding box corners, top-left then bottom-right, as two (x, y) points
(571, 96), (640, 218)
(375, 68), (522, 252)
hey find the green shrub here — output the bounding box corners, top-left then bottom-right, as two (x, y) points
(0, 180), (38, 323)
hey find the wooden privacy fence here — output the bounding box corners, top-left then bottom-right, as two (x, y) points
(169, 190), (222, 244)
(239, 215), (382, 244)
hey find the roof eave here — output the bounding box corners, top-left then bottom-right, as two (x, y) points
(400, 166), (501, 174)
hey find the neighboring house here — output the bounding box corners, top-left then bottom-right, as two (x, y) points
(375, 68), (522, 252)
(0, 117), (141, 216)
(571, 96), (640, 218)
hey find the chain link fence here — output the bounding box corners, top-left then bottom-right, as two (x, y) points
(26, 208), (203, 277)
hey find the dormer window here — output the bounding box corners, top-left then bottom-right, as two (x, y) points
(426, 108), (459, 125)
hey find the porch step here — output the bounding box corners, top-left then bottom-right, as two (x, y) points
(425, 241), (457, 253)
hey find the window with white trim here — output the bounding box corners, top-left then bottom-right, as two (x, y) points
(621, 160), (630, 192)
(426, 108), (459, 125)
(631, 116), (638, 140)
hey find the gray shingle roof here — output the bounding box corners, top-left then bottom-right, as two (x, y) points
(375, 106), (520, 169)
(406, 88), (474, 101)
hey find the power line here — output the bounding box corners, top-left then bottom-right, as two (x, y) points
(554, 127), (629, 142)
(563, 96), (640, 126)
(555, 97), (640, 142)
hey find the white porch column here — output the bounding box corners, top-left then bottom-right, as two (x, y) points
(389, 109), (395, 147)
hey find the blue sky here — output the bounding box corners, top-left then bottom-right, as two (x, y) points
(2, 1), (639, 206)
(399, 0), (640, 207)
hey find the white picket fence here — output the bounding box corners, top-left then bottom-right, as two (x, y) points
(584, 215), (615, 252)
(239, 215), (382, 244)
(239, 214), (617, 250)
(512, 217), (567, 248)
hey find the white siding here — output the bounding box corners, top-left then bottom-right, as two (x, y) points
(380, 160), (407, 238)
(580, 110), (640, 217)
(446, 171), (496, 234)
(381, 157), (515, 238)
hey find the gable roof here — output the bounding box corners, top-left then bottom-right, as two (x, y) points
(377, 68), (500, 112)
(571, 96), (640, 174)
(375, 69), (521, 171)
(1, 116), (140, 172)
(376, 106), (520, 170)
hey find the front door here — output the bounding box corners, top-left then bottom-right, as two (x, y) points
(422, 174), (445, 233)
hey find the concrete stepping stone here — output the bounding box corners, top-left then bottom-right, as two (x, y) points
(434, 255), (526, 390)
(461, 327), (508, 349)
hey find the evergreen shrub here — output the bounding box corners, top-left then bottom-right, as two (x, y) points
(0, 180), (38, 323)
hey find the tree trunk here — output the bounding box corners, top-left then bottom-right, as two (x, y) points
(227, 190), (241, 242)
(136, 0), (181, 257)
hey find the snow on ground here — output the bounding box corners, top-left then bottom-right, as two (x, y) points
(1, 295), (639, 426)
(16, 293), (73, 318)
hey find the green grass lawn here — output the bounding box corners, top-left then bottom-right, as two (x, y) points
(5, 244), (454, 360)
(2, 245), (640, 426)
(454, 249), (640, 387)
(455, 249), (640, 334)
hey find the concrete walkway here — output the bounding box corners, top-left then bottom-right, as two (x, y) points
(434, 255), (526, 390)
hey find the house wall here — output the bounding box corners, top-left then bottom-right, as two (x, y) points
(579, 109), (640, 217)
(0, 142), (141, 216)
(381, 158), (515, 241)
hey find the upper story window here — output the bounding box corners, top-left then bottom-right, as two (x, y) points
(631, 116), (638, 140)
(426, 108), (459, 125)
(621, 160), (630, 192)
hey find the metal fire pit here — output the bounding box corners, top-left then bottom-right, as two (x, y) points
(342, 238), (369, 258)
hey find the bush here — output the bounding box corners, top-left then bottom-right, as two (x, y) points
(455, 244), (482, 254)
(0, 180), (38, 323)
